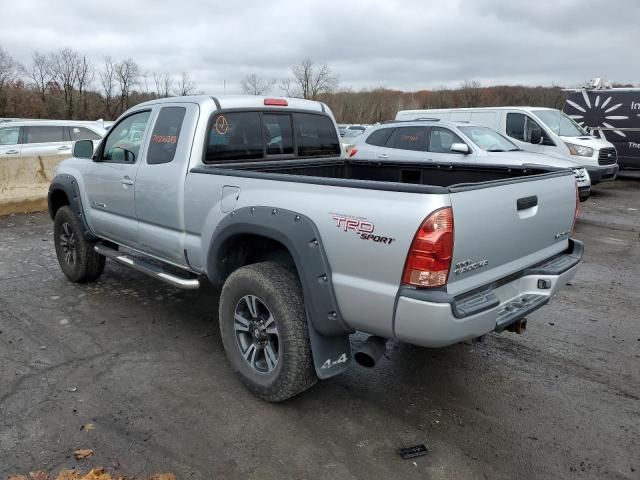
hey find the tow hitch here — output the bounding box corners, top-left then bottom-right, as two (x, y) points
(506, 318), (527, 334)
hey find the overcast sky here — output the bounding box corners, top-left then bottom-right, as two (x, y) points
(1, 0), (638, 94)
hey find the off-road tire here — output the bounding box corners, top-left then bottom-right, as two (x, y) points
(219, 261), (317, 402)
(53, 206), (105, 283)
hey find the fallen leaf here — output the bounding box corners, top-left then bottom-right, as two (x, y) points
(80, 468), (111, 480)
(81, 423), (95, 432)
(30, 472), (49, 480)
(55, 470), (82, 480)
(7, 475), (28, 480)
(73, 448), (94, 460)
(149, 474), (176, 480)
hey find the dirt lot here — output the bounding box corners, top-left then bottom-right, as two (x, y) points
(1, 174), (638, 479)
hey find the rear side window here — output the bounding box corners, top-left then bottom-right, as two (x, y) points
(392, 126), (428, 151)
(206, 112), (263, 162)
(429, 127), (464, 153)
(70, 126), (102, 141)
(0, 127), (20, 145)
(263, 114), (293, 155)
(293, 113), (341, 157)
(365, 128), (393, 146)
(26, 126), (66, 143)
(147, 107), (186, 165)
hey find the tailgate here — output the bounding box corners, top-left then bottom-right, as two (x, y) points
(447, 172), (576, 296)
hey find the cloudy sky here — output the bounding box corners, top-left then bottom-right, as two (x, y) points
(1, 0), (638, 94)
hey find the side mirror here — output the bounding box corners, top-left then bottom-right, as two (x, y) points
(73, 139), (94, 159)
(450, 143), (470, 154)
(530, 127), (543, 145)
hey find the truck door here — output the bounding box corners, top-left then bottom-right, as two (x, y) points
(134, 103), (199, 265)
(84, 110), (152, 246)
(503, 112), (550, 154)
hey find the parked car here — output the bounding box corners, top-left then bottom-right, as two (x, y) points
(0, 120), (105, 157)
(48, 95), (582, 402)
(350, 119), (591, 201)
(396, 107), (618, 184)
(564, 86), (640, 170)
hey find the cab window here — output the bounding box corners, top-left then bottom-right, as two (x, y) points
(101, 111), (151, 163)
(147, 107), (186, 165)
(206, 112), (263, 162)
(263, 114), (293, 156)
(429, 127), (463, 153)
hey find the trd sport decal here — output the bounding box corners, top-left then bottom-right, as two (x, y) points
(331, 214), (396, 245)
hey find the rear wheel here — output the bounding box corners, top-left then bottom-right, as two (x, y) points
(219, 261), (317, 402)
(53, 206), (105, 283)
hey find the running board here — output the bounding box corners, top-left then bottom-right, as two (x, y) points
(94, 244), (200, 290)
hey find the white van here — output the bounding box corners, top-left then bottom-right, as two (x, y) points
(396, 107), (618, 184)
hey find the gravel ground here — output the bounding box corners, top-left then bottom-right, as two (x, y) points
(1, 174), (638, 479)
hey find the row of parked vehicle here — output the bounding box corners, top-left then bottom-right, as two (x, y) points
(342, 105), (626, 203)
(45, 94), (583, 402)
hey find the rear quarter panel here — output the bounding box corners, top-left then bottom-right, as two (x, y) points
(183, 174), (448, 338)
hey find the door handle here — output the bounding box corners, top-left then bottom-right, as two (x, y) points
(4, 149), (19, 154)
(517, 195), (538, 211)
(121, 177), (134, 186)
(377, 154), (388, 159)
(58, 145), (71, 151)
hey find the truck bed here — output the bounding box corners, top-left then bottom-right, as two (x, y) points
(192, 158), (563, 193)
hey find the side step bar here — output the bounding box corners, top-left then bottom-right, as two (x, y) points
(94, 244), (201, 290)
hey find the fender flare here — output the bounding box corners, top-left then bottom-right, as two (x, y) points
(207, 206), (353, 379)
(48, 174), (97, 241)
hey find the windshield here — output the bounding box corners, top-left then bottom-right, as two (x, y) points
(533, 110), (588, 137)
(458, 126), (519, 152)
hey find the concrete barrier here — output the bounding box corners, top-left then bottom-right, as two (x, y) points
(0, 154), (68, 216)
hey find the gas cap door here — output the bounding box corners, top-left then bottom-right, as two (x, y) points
(220, 186), (240, 213)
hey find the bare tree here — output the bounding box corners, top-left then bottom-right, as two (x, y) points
(99, 56), (117, 119)
(240, 73), (276, 95)
(289, 58), (338, 100)
(279, 77), (294, 97)
(49, 48), (80, 118)
(115, 58), (139, 113)
(22, 51), (51, 106)
(173, 71), (196, 96)
(458, 80), (482, 107)
(153, 72), (173, 97)
(0, 46), (17, 87)
(0, 46), (18, 116)
(75, 55), (94, 118)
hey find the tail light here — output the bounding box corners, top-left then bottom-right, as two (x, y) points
(402, 207), (454, 288)
(349, 148), (358, 158)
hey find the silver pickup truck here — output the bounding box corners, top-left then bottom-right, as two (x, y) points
(48, 95), (583, 401)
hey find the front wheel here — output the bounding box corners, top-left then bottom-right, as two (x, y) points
(219, 262), (317, 402)
(53, 206), (105, 283)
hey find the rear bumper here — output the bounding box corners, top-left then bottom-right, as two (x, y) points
(393, 239), (583, 348)
(587, 164), (618, 184)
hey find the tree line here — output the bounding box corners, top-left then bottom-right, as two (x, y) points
(0, 46), (196, 121)
(0, 45), (598, 124)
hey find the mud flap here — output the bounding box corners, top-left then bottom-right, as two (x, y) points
(307, 313), (351, 379)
